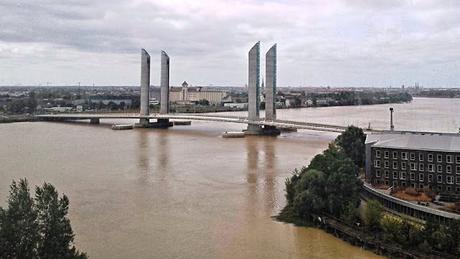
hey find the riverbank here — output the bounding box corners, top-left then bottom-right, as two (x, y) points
(0, 114), (36, 123)
(275, 207), (455, 259)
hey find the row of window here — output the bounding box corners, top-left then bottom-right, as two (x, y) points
(374, 160), (460, 173)
(374, 179), (460, 193)
(375, 169), (460, 184)
(375, 149), (460, 163)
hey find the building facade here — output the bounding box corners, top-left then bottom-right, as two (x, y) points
(366, 133), (460, 196)
(170, 81), (228, 105)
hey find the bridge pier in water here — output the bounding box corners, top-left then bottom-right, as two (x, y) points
(89, 118), (100, 124)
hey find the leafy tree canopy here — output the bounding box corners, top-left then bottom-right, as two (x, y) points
(0, 179), (87, 259)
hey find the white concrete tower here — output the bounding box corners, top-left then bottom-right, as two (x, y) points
(265, 44), (277, 121)
(246, 42), (262, 134)
(140, 49), (150, 125)
(160, 51), (170, 114)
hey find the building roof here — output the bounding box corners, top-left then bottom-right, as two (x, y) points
(366, 132), (460, 153)
(170, 86), (224, 93)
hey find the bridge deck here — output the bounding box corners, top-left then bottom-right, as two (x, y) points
(36, 113), (383, 133)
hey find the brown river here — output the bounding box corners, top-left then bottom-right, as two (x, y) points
(1, 97), (459, 258)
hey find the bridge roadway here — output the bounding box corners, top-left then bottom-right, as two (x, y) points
(36, 113), (382, 133)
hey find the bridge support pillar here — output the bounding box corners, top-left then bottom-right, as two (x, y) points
(138, 49), (151, 127)
(134, 118), (173, 129)
(139, 118), (149, 126)
(156, 119), (173, 128)
(265, 44), (277, 121)
(160, 51), (170, 115)
(89, 118), (100, 124)
(262, 125), (281, 136)
(245, 124), (263, 135)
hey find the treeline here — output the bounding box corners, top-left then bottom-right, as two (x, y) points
(280, 126), (365, 223)
(364, 200), (460, 256)
(415, 89), (460, 98)
(279, 126), (460, 257)
(0, 92), (37, 114)
(0, 179), (87, 258)
(307, 91), (413, 107)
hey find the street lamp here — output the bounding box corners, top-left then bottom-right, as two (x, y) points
(389, 107), (394, 131)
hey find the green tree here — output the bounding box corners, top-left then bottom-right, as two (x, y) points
(285, 143), (361, 219)
(335, 126), (366, 167)
(196, 99), (210, 106)
(0, 179), (87, 259)
(342, 201), (359, 226)
(35, 183), (87, 259)
(292, 169), (327, 217)
(0, 179), (39, 258)
(363, 200), (383, 230)
(380, 216), (403, 242)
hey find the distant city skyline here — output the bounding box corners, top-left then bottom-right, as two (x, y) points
(1, 0), (460, 87)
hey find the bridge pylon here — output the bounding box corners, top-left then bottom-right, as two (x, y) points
(262, 44), (281, 135)
(244, 42), (280, 136)
(245, 42), (263, 135)
(139, 49), (150, 126)
(136, 49), (172, 128)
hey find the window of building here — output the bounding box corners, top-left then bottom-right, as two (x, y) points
(456, 187), (460, 193)
(428, 164), (434, 172)
(419, 183), (424, 189)
(437, 154), (443, 163)
(410, 152), (416, 161)
(400, 172), (406, 180)
(419, 153), (424, 161)
(385, 180), (389, 186)
(411, 183), (416, 188)
(393, 161), (398, 169)
(457, 155), (460, 164)
(410, 162), (417, 171)
(457, 165), (460, 174)
(410, 172), (415, 181)
(375, 150), (381, 158)
(374, 160), (381, 168)
(437, 164), (443, 173)
(393, 171), (398, 179)
(401, 181), (406, 187)
(419, 163), (424, 171)
(437, 175), (443, 183)
(438, 185), (443, 192)
(375, 170), (381, 177)
(447, 155), (453, 164)
(428, 153), (433, 162)
(401, 152), (408, 160)
(401, 162), (406, 170)
(419, 174), (424, 182)
(447, 186), (452, 192)
(447, 176), (454, 184)
(456, 176), (460, 184)
(384, 151), (389, 159)
(384, 160), (389, 169)
(447, 165), (452, 174)
(428, 174), (433, 182)
(384, 170), (389, 178)
(393, 151), (398, 159)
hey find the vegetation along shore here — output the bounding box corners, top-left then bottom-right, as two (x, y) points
(277, 126), (460, 258)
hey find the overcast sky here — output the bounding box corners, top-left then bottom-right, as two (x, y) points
(1, 0), (460, 87)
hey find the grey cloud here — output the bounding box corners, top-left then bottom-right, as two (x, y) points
(1, 0), (460, 86)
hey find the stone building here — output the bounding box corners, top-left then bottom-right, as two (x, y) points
(365, 132), (460, 197)
(170, 81), (228, 105)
